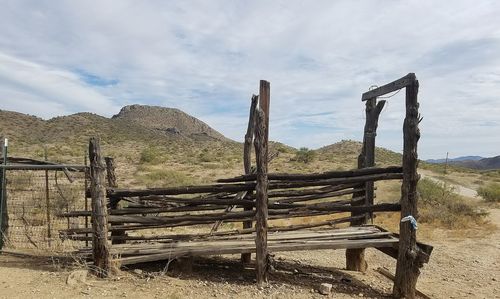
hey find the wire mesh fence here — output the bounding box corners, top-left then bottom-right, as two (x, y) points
(2, 168), (88, 251)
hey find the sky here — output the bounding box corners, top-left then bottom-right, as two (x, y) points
(0, 1), (499, 159)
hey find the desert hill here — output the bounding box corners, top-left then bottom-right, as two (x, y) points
(112, 105), (228, 141)
(0, 106), (234, 158)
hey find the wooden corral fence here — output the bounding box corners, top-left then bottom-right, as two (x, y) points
(60, 74), (432, 298)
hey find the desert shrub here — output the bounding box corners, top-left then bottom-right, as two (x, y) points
(293, 147), (316, 164)
(198, 148), (219, 163)
(417, 178), (487, 228)
(477, 183), (500, 202)
(139, 169), (193, 188)
(140, 146), (162, 164)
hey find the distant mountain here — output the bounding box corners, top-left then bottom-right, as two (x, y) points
(426, 155), (500, 170)
(453, 156), (500, 170)
(426, 156), (484, 164)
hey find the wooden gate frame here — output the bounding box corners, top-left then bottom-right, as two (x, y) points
(346, 73), (426, 298)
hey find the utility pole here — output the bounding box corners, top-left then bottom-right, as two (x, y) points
(444, 152), (449, 174)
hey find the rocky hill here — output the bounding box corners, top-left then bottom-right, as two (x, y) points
(112, 105), (228, 141)
(0, 105), (228, 146)
(0, 105), (234, 161)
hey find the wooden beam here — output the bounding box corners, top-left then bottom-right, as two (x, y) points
(393, 75), (421, 299)
(89, 137), (111, 277)
(361, 73), (414, 101)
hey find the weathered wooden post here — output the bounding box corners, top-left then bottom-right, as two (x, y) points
(89, 137), (112, 277)
(393, 74), (421, 298)
(241, 94), (258, 264)
(104, 157), (117, 189)
(84, 154), (90, 247)
(346, 97), (385, 272)
(105, 157), (126, 245)
(254, 80), (270, 286)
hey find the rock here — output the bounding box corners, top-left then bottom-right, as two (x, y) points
(318, 283), (332, 295)
(133, 269), (143, 275)
(66, 270), (88, 286)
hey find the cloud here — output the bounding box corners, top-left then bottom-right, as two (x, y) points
(0, 0), (500, 158)
(0, 52), (119, 117)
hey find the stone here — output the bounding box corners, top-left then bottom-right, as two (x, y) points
(318, 283), (333, 295)
(66, 270), (88, 286)
(133, 269), (143, 275)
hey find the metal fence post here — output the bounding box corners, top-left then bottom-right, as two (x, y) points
(0, 138), (8, 250)
(44, 148), (52, 247)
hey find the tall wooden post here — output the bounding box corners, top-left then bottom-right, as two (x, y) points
(89, 138), (111, 277)
(346, 97), (385, 272)
(254, 80), (270, 286)
(393, 74), (421, 298)
(105, 157), (125, 245)
(241, 94), (258, 264)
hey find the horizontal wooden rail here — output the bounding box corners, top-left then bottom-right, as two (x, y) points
(361, 73), (415, 101)
(217, 166), (402, 182)
(108, 173), (402, 197)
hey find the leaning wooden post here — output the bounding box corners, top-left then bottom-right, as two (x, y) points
(254, 80), (270, 286)
(105, 157), (126, 245)
(393, 74), (421, 298)
(89, 138), (112, 277)
(346, 97), (385, 272)
(241, 94), (258, 264)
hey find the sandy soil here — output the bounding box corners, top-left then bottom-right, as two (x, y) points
(0, 208), (498, 299)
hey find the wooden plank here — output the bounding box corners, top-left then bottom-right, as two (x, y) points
(89, 137), (111, 277)
(361, 73), (414, 101)
(63, 215), (364, 242)
(115, 237), (399, 266)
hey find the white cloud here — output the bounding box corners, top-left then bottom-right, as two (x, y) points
(0, 52), (119, 117)
(0, 0), (500, 158)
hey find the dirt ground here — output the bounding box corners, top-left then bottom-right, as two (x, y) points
(0, 207), (498, 299)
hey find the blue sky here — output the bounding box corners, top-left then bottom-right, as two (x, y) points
(0, 1), (499, 159)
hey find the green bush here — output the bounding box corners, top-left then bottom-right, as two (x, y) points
(417, 178), (487, 228)
(140, 147), (161, 164)
(293, 147), (316, 164)
(477, 183), (500, 202)
(139, 169), (194, 188)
